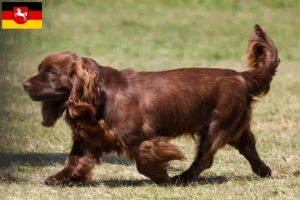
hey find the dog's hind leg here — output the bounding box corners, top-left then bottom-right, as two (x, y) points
(170, 118), (228, 185)
(135, 137), (185, 184)
(230, 127), (272, 177)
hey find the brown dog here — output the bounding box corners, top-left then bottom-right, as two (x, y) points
(23, 25), (280, 185)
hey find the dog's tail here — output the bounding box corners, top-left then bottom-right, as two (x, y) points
(241, 24), (280, 97)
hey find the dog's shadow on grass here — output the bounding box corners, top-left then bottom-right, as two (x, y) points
(293, 170), (300, 177)
(78, 175), (254, 188)
(0, 152), (68, 168)
(103, 176), (231, 187)
(0, 152), (130, 168)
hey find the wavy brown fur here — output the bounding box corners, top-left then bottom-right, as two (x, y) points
(66, 56), (100, 119)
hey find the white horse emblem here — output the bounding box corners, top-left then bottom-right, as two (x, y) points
(14, 8), (28, 22)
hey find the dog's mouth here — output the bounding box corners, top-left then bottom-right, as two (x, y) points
(28, 93), (47, 101)
(27, 91), (69, 102)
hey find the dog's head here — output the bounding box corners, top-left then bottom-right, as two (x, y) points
(23, 52), (101, 127)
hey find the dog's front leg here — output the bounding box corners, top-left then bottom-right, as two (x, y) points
(44, 139), (97, 185)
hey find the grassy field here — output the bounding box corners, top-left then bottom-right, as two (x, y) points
(0, 0), (299, 199)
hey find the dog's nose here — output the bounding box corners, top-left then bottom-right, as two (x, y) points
(23, 81), (32, 91)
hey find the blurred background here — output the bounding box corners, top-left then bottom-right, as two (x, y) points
(0, 0), (299, 199)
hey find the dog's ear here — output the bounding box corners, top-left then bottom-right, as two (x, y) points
(67, 57), (100, 120)
(41, 101), (65, 127)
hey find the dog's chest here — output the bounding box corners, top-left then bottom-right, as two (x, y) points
(64, 111), (125, 154)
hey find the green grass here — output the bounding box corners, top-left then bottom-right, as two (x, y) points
(0, 0), (299, 199)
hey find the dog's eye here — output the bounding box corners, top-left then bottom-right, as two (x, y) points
(47, 71), (57, 76)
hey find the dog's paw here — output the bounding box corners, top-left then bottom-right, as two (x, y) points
(44, 175), (62, 186)
(255, 165), (272, 178)
(169, 171), (198, 185)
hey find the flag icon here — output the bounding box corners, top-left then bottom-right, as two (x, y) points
(2, 2), (42, 29)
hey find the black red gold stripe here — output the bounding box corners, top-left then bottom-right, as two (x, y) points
(2, 11), (42, 20)
(2, 2), (42, 11)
